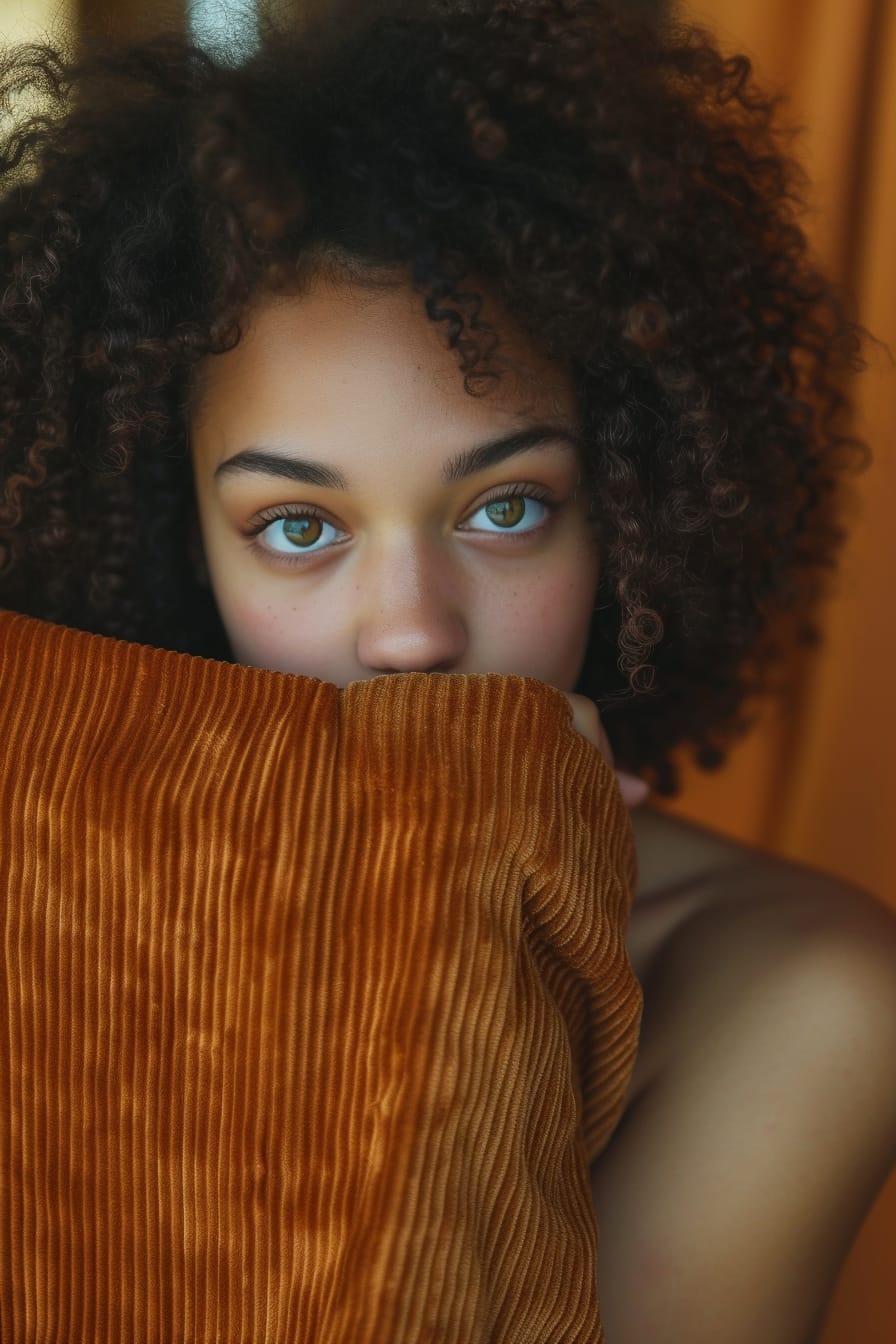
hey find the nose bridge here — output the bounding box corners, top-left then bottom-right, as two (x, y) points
(370, 523), (422, 589)
(356, 527), (466, 672)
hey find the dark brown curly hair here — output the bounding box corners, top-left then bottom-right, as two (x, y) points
(0, 0), (868, 792)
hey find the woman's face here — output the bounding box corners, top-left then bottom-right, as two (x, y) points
(190, 276), (600, 690)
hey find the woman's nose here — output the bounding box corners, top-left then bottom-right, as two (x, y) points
(355, 540), (467, 675)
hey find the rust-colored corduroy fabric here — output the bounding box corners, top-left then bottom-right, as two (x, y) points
(0, 607), (641, 1343)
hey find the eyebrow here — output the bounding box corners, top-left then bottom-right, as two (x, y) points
(213, 425), (580, 490)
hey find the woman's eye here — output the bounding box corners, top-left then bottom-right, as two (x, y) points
(465, 493), (551, 534)
(254, 510), (345, 556)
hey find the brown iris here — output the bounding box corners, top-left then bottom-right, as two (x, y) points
(283, 516), (324, 547)
(485, 497), (525, 528)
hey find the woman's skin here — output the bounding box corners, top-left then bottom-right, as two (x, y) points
(190, 274), (643, 797)
(191, 277), (599, 695)
(191, 273), (896, 1344)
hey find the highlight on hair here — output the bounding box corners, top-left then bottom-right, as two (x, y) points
(0, 0), (868, 791)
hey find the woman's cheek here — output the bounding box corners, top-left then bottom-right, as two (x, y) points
(212, 583), (321, 676)
(524, 567), (598, 688)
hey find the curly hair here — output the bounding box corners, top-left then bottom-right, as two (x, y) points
(0, 0), (868, 792)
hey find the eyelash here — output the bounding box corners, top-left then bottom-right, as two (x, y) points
(474, 482), (555, 518)
(467, 478), (556, 529)
(241, 483), (559, 566)
(241, 505), (342, 567)
(242, 503), (331, 535)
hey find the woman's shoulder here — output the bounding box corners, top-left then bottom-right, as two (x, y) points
(629, 804), (896, 976)
(591, 807), (896, 1341)
(625, 804), (896, 1099)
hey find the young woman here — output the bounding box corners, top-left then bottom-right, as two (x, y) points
(2, 2), (895, 1339)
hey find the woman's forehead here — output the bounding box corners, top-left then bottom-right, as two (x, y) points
(193, 278), (579, 439)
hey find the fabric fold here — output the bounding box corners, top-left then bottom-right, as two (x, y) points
(0, 608), (641, 1343)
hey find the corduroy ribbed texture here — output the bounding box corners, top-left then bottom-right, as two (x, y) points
(0, 607), (642, 1343)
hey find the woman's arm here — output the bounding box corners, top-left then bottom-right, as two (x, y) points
(591, 827), (896, 1344)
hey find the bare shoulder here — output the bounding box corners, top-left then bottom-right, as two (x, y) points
(633, 805), (896, 1080)
(630, 805), (748, 903)
(628, 805), (896, 982)
(626, 805), (896, 1094)
(591, 807), (896, 1343)
(625, 806), (755, 985)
